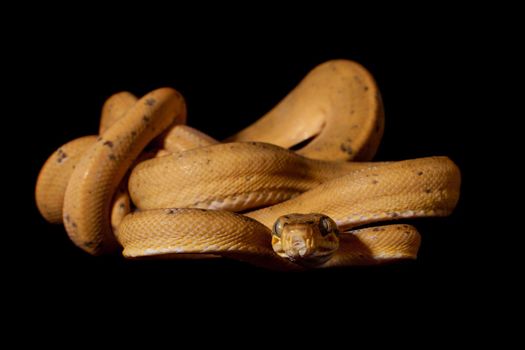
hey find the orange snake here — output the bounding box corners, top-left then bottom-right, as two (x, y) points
(35, 60), (461, 270)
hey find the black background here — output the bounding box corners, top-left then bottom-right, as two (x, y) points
(9, 23), (485, 320)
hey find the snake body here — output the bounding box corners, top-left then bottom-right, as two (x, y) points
(35, 60), (461, 269)
(129, 142), (381, 212)
(62, 88), (186, 254)
(226, 60), (384, 161)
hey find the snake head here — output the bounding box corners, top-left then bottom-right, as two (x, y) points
(271, 213), (339, 267)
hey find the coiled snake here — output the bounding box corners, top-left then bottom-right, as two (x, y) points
(35, 60), (461, 270)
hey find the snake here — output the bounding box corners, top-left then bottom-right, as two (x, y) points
(35, 60), (461, 270)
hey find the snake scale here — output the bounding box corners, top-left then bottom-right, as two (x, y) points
(35, 60), (461, 270)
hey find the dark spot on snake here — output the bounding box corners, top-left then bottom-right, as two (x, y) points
(390, 213), (399, 218)
(206, 159), (211, 165)
(143, 115), (150, 123)
(131, 131), (137, 137)
(96, 136), (102, 141)
(65, 214), (70, 223)
(56, 149), (68, 163)
(145, 98), (156, 106)
(352, 123), (359, 129)
(109, 154), (117, 161)
(405, 231), (411, 236)
(417, 171), (423, 176)
(103, 140), (114, 148)
(166, 209), (177, 215)
(340, 142), (353, 155)
(372, 180), (379, 184)
(364, 86), (369, 91)
(397, 226), (402, 230)
(119, 203), (126, 209)
(72, 221), (77, 228)
(350, 110), (355, 115)
(372, 227), (383, 232)
(425, 188), (432, 193)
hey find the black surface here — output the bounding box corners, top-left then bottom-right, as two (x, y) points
(11, 32), (479, 311)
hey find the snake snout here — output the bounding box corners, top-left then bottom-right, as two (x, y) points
(284, 233), (315, 259)
(291, 237), (308, 256)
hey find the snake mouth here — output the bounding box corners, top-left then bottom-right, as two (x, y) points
(285, 249), (334, 267)
(281, 235), (338, 266)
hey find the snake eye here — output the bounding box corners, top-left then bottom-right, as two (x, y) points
(273, 218), (284, 238)
(319, 217), (335, 236)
